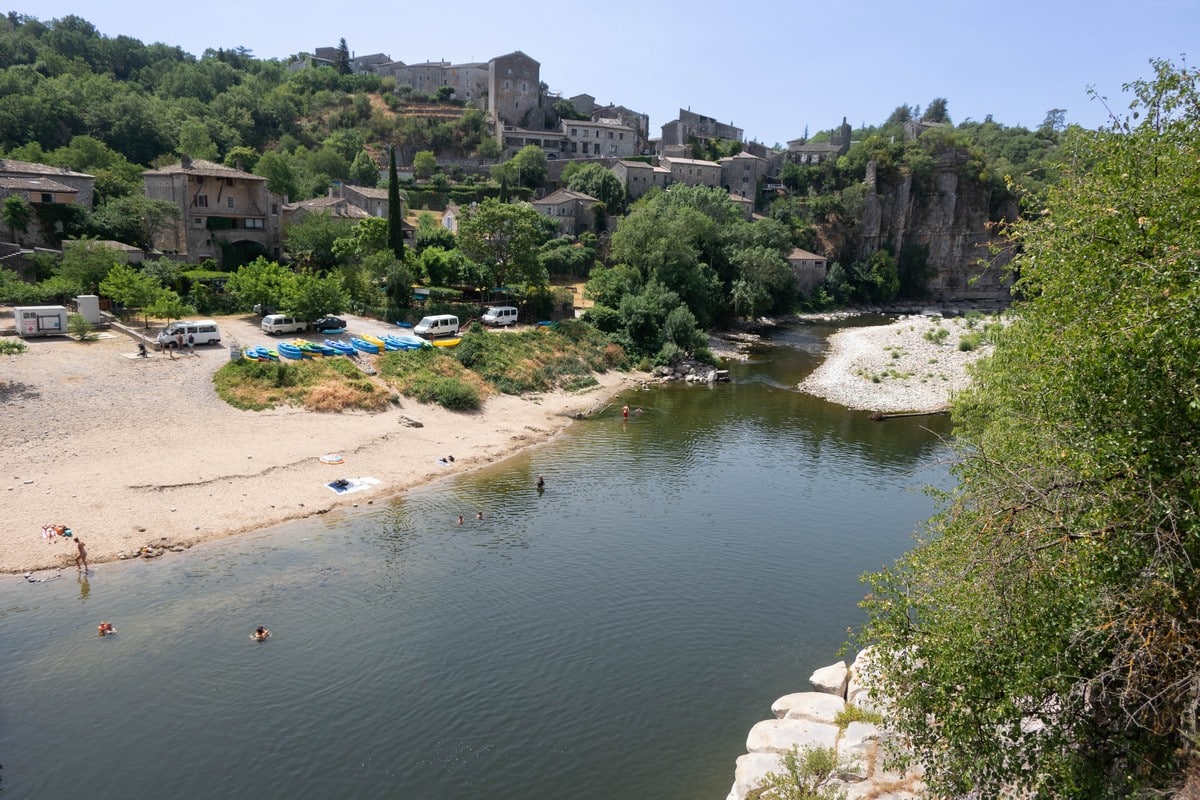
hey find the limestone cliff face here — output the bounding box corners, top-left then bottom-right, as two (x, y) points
(859, 156), (1017, 303)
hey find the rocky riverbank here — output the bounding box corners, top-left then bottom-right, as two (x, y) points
(726, 648), (923, 800)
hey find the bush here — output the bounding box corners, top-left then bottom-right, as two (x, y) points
(0, 339), (28, 354)
(68, 313), (96, 341)
(747, 745), (846, 800)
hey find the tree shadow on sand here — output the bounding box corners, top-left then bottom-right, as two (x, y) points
(0, 381), (42, 402)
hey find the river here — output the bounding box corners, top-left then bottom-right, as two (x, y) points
(0, 319), (953, 799)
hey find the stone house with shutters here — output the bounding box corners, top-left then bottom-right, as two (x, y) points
(0, 159), (95, 247)
(142, 156), (282, 265)
(531, 188), (600, 236)
(442, 202), (461, 233)
(339, 184), (391, 218)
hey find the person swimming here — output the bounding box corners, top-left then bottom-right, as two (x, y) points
(536, 475), (545, 489)
(97, 622), (115, 636)
(251, 626), (270, 641)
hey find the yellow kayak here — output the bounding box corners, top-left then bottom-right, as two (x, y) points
(360, 334), (387, 349)
(432, 337), (461, 348)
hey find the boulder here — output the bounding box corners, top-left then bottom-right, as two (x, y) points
(746, 718), (840, 755)
(728, 752), (784, 800)
(771, 691), (846, 723)
(809, 660), (849, 696)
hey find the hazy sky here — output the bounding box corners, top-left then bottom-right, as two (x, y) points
(18, 1), (1198, 145)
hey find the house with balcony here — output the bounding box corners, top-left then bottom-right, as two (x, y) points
(531, 188), (600, 236)
(142, 156), (282, 267)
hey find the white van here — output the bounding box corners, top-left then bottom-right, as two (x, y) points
(157, 320), (221, 348)
(481, 306), (519, 327)
(261, 314), (308, 335)
(413, 314), (460, 338)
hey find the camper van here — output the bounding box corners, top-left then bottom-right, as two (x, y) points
(413, 314), (459, 338)
(481, 306), (519, 327)
(157, 320), (221, 348)
(261, 314), (308, 335)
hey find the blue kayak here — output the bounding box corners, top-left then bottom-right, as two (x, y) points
(350, 337), (380, 354)
(277, 342), (305, 360)
(324, 339), (356, 356)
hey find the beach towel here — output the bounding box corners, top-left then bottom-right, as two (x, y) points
(325, 477), (381, 495)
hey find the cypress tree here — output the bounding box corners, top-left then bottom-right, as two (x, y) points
(387, 147), (404, 259)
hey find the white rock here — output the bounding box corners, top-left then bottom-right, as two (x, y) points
(840, 721), (881, 752)
(809, 660), (849, 696)
(746, 718), (840, 755)
(771, 691), (846, 722)
(729, 752), (784, 800)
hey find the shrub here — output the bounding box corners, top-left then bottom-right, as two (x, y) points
(922, 325), (950, 345)
(747, 745), (847, 800)
(68, 313), (96, 341)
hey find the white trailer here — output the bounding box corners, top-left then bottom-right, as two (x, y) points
(14, 305), (70, 337)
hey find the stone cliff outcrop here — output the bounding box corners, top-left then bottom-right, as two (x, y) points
(859, 152), (1017, 304)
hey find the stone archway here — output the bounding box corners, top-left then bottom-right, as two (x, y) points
(219, 239), (269, 269)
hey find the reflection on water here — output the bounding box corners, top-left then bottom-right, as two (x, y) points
(0, 328), (953, 800)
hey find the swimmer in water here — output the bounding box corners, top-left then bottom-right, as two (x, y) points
(98, 622), (115, 636)
(251, 626), (271, 641)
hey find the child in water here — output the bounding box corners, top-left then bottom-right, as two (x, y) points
(251, 626), (271, 641)
(97, 622), (116, 636)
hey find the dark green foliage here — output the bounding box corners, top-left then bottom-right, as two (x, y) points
(860, 60), (1200, 799)
(387, 147), (404, 259)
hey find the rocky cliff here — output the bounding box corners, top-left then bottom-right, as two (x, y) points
(859, 152), (1017, 304)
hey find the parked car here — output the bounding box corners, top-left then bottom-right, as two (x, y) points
(481, 306), (519, 327)
(261, 314), (308, 335)
(413, 314), (460, 338)
(312, 316), (347, 333)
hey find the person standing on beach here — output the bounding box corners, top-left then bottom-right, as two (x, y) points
(175, 331), (184, 355)
(186, 333), (195, 356)
(74, 538), (88, 573)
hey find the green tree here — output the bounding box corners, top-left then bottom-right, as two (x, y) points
(286, 268), (348, 321)
(145, 288), (195, 324)
(348, 149), (379, 186)
(387, 146), (405, 259)
(491, 144), (547, 189)
(860, 59), (1200, 799)
(332, 216), (389, 263)
(456, 198), (549, 289)
(91, 195), (180, 250)
(284, 212), (355, 271)
(2, 195), (32, 243)
(58, 239), (121, 294)
(334, 38), (351, 75)
(99, 262), (165, 327)
(562, 161), (625, 211)
(413, 213), (456, 253)
(224, 256), (297, 312)
(413, 150), (436, 180)
(254, 151), (299, 200)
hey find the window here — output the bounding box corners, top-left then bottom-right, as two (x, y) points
(245, 218), (264, 230)
(227, 197), (235, 208)
(192, 217), (204, 226)
(503, 79), (511, 90)
(40, 193), (53, 203)
(196, 195), (208, 207)
(608, 131), (613, 139)
(225, 178), (234, 186)
(571, 128), (577, 136)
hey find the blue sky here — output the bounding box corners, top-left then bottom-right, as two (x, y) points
(18, 1), (1198, 146)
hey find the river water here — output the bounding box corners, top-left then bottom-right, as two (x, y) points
(0, 320), (953, 799)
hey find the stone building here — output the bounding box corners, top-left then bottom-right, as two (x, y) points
(659, 156), (722, 189)
(660, 108), (743, 151)
(142, 156), (282, 266)
(720, 151), (768, 200)
(339, 184), (391, 218)
(0, 159), (96, 248)
(611, 160), (671, 201)
(488, 51), (540, 129)
(562, 118), (638, 159)
(787, 247), (828, 292)
(531, 188), (600, 236)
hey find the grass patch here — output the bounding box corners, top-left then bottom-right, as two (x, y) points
(834, 703), (884, 729)
(452, 320), (624, 395)
(214, 357), (390, 412)
(376, 346), (484, 410)
(922, 325), (950, 345)
(0, 339), (27, 354)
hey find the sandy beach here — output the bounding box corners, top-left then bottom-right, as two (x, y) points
(2, 313), (627, 574)
(3, 311), (987, 574)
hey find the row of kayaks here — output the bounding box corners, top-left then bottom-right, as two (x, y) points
(242, 334), (450, 362)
